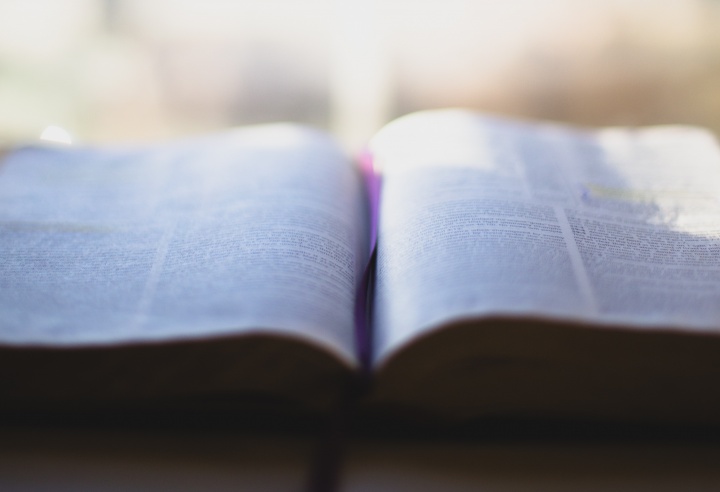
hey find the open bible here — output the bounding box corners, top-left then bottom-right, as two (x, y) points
(2, 110), (720, 424)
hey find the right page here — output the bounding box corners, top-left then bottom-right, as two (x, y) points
(368, 110), (720, 422)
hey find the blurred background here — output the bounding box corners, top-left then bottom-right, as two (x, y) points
(2, 0), (720, 150)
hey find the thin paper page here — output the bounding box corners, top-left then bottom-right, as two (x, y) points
(370, 110), (720, 364)
(564, 126), (720, 326)
(0, 126), (368, 366)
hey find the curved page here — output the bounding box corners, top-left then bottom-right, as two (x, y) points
(371, 110), (720, 365)
(0, 125), (368, 367)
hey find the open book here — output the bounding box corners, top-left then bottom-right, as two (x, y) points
(2, 110), (720, 424)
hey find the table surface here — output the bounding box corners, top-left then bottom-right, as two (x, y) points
(3, 424), (720, 491)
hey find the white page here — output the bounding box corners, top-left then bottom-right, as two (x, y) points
(370, 110), (720, 363)
(0, 125), (368, 366)
(564, 126), (720, 327)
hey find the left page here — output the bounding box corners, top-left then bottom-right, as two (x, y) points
(0, 125), (369, 367)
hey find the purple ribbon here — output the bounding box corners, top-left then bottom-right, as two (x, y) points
(354, 150), (380, 374)
(306, 151), (381, 492)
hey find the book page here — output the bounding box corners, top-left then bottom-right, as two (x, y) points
(0, 126), (368, 365)
(371, 110), (720, 363)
